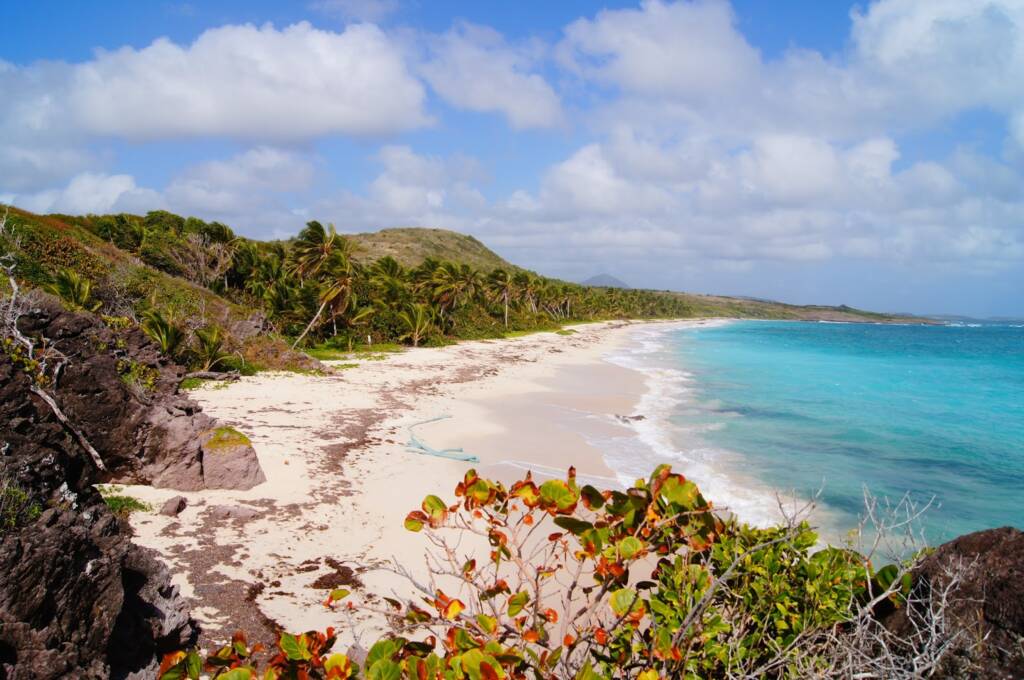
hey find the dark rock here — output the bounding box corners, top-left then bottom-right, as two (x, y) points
(880, 527), (1024, 678)
(0, 334), (199, 678)
(159, 496), (188, 517)
(12, 295), (264, 491)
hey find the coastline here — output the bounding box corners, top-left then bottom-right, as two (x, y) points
(120, 319), (690, 649)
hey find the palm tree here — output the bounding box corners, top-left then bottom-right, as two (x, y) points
(193, 326), (228, 371)
(46, 269), (101, 312)
(398, 303), (435, 347)
(487, 268), (516, 328)
(370, 257), (411, 307)
(292, 250), (356, 348)
(289, 221), (353, 281)
(141, 309), (185, 358)
(431, 262), (477, 324)
(513, 271), (539, 313)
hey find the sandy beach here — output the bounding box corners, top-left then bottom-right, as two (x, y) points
(119, 319), (715, 650)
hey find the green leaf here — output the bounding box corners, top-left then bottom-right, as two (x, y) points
(404, 510), (427, 532)
(330, 588), (351, 602)
(279, 632), (310, 661)
(610, 588), (642, 617)
(185, 651), (202, 679)
(365, 638), (403, 670)
(553, 516), (593, 535)
(507, 590), (529, 617)
(617, 536), (644, 560)
(660, 475), (702, 509)
(218, 669), (254, 680)
(422, 494), (447, 519)
(476, 613), (498, 634)
(158, 663), (186, 680)
(366, 659), (402, 680)
(539, 480), (578, 512)
(579, 484), (605, 509)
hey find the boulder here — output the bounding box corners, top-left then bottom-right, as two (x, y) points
(209, 505), (261, 522)
(159, 496), (188, 517)
(200, 428), (266, 490)
(881, 526), (1024, 678)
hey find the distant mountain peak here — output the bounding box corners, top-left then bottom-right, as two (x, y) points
(582, 273), (631, 289)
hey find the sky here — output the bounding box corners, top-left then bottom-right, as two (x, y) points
(2, 1), (1023, 317)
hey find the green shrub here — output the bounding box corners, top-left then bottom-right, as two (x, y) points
(0, 479), (42, 533)
(117, 359), (160, 393)
(102, 494), (152, 516)
(159, 466), (919, 679)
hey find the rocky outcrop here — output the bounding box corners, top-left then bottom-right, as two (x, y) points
(13, 295), (264, 491)
(881, 527), (1024, 678)
(0, 348), (199, 679)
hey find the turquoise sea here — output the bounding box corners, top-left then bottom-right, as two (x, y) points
(607, 320), (1024, 544)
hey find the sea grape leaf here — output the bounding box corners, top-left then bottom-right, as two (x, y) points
(279, 632), (310, 661)
(617, 536), (644, 560)
(539, 480), (578, 512)
(553, 516), (592, 535)
(507, 590), (529, 616)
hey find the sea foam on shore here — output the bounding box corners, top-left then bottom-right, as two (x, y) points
(602, 320), (790, 528)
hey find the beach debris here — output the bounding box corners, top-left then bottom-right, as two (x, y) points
(159, 495), (188, 517)
(406, 415), (479, 463)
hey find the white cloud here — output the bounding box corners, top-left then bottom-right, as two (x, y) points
(10, 173), (163, 215)
(165, 147), (316, 215)
(69, 22), (428, 140)
(558, 0), (760, 99)
(421, 22), (563, 129)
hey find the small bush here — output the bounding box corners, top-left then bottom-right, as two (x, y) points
(103, 494), (152, 516)
(0, 479), (42, 533)
(117, 359), (160, 393)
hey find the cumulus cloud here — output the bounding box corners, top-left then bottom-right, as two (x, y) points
(69, 22), (428, 140)
(421, 23), (563, 129)
(165, 147), (317, 215)
(10, 173), (164, 215)
(558, 0), (760, 98)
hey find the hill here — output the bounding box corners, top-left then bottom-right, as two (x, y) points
(582, 274), (631, 289)
(667, 292), (931, 324)
(347, 227), (513, 272)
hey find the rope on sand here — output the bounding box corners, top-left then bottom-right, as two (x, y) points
(406, 415), (480, 463)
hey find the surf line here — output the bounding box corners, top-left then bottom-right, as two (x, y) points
(406, 415), (480, 463)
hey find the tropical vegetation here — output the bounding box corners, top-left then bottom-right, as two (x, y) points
(158, 465), (955, 679)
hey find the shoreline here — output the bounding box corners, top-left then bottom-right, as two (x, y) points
(120, 319), (688, 649)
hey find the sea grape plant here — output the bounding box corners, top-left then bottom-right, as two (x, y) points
(159, 466), (914, 679)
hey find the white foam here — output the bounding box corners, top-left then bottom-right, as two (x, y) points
(600, 321), (787, 527)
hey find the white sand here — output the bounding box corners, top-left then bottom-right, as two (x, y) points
(119, 320), (699, 649)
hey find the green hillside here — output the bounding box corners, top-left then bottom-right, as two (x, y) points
(670, 293), (929, 324)
(347, 227), (513, 271)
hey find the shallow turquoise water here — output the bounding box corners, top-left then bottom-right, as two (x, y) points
(663, 321), (1024, 542)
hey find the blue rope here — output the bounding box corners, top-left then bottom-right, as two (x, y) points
(406, 415), (479, 463)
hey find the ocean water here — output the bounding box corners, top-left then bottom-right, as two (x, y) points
(606, 320), (1024, 544)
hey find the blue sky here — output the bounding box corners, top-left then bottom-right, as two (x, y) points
(2, 0), (1023, 317)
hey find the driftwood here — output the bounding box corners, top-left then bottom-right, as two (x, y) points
(29, 384), (107, 471)
(181, 370), (241, 382)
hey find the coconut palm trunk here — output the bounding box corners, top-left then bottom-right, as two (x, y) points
(292, 298), (329, 349)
